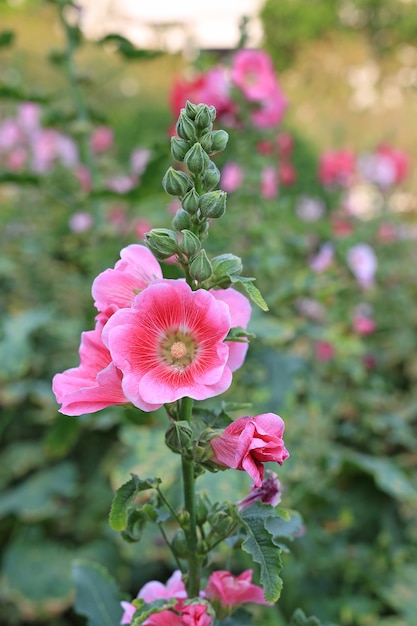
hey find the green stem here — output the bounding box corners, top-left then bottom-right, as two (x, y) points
(180, 396), (200, 597)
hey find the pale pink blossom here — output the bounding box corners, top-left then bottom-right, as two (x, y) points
(237, 470), (281, 510)
(17, 102), (41, 132)
(251, 86), (287, 129)
(170, 67), (232, 121)
(92, 244), (162, 311)
(139, 570), (187, 603)
(309, 243), (334, 273)
(315, 340), (335, 362)
(211, 288), (252, 372)
(277, 132), (293, 158)
(318, 149), (356, 187)
(231, 49), (277, 102)
(346, 243), (377, 289)
(205, 570), (271, 611)
(130, 147), (151, 175)
(103, 280), (233, 411)
(261, 165), (278, 200)
(0, 118), (22, 150)
(133, 217), (152, 240)
(90, 125), (114, 153)
(106, 174), (136, 194)
(295, 196), (325, 222)
(6, 146), (27, 171)
(210, 413), (289, 487)
(360, 144), (409, 186)
(75, 165), (92, 192)
(221, 162), (244, 193)
(52, 307), (127, 416)
(68, 211), (93, 233)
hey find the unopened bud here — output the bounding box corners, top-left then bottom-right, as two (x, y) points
(184, 143), (210, 176)
(199, 132), (213, 154)
(176, 112), (196, 142)
(185, 100), (198, 120)
(172, 208), (192, 231)
(207, 503), (238, 537)
(165, 420), (193, 454)
(211, 129), (229, 153)
(171, 528), (188, 558)
(179, 230), (201, 257)
(212, 253), (242, 277)
(196, 493), (211, 525)
(189, 249), (213, 282)
(202, 162), (221, 191)
(171, 136), (191, 162)
(145, 228), (178, 260)
(199, 190), (226, 219)
(195, 104), (212, 131)
(182, 188), (200, 214)
(162, 167), (193, 197)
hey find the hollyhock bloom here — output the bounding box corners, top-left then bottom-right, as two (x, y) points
(251, 86), (287, 129)
(315, 340), (335, 362)
(205, 570), (271, 613)
(68, 211), (93, 233)
(353, 303), (376, 335)
(256, 139), (274, 155)
(92, 244), (162, 312)
(277, 131), (293, 158)
(377, 221), (397, 243)
(52, 307), (127, 416)
(295, 297), (326, 323)
(90, 125), (114, 153)
(279, 160), (296, 186)
(106, 174), (136, 194)
(309, 243), (334, 273)
(130, 147), (151, 175)
(318, 149), (356, 187)
(346, 243), (377, 289)
(211, 288), (252, 372)
(295, 196), (325, 222)
(75, 164), (92, 192)
(209, 413), (289, 487)
(133, 217), (153, 240)
(220, 162), (244, 193)
(103, 280), (233, 411)
(142, 604), (211, 626)
(331, 216), (354, 238)
(6, 146), (27, 171)
(17, 101), (41, 133)
(0, 118), (23, 150)
(261, 165), (278, 200)
(237, 470), (281, 510)
(369, 144), (409, 186)
(231, 49), (277, 102)
(170, 67), (232, 120)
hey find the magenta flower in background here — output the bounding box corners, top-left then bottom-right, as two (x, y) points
(309, 243), (334, 273)
(318, 149), (356, 187)
(92, 244), (162, 311)
(210, 413), (289, 487)
(315, 340), (335, 362)
(90, 125), (114, 153)
(346, 243), (377, 289)
(353, 304), (377, 335)
(220, 162), (244, 193)
(205, 569), (272, 610)
(237, 470), (282, 510)
(68, 211), (93, 233)
(130, 147), (151, 176)
(211, 288), (252, 372)
(251, 86), (287, 129)
(231, 49), (277, 102)
(102, 280), (233, 411)
(261, 165), (279, 200)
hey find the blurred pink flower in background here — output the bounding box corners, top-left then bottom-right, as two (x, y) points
(132, 217), (152, 240)
(277, 131), (293, 159)
(221, 162), (244, 193)
(346, 243), (377, 289)
(295, 196), (325, 222)
(318, 149), (356, 187)
(279, 160), (296, 186)
(359, 144), (409, 187)
(90, 125), (114, 153)
(68, 211), (93, 233)
(310, 242), (334, 273)
(377, 221), (397, 243)
(130, 147), (151, 175)
(231, 49), (277, 101)
(315, 340), (335, 362)
(353, 303), (376, 335)
(251, 86), (287, 129)
(170, 66), (232, 121)
(261, 165), (278, 199)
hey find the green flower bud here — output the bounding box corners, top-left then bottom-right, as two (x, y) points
(196, 492), (212, 525)
(179, 229), (201, 257)
(211, 129), (229, 153)
(195, 104), (212, 131)
(171, 136), (191, 162)
(207, 502), (239, 537)
(162, 167), (193, 197)
(199, 190), (227, 219)
(172, 208), (192, 231)
(184, 143), (210, 177)
(189, 249), (213, 282)
(208, 105), (217, 122)
(176, 112), (196, 142)
(212, 253), (243, 277)
(145, 228), (178, 260)
(182, 188), (200, 214)
(185, 100), (198, 120)
(202, 161), (221, 191)
(171, 528), (188, 559)
(199, 131), (213, 154)
(165, 420), (193, 454)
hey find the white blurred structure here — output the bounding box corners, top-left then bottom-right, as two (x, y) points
(78, 0), (264, 54)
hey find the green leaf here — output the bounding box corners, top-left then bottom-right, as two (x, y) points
(264, 508), (304, 552)
(109, 474), (160, 531)
(239, 502), (284, 603)
(230, 276), (269, 311)
(290, 608), (322, 625)
(72, 559), (122, 626)
(131, 598), (176, 625)
(0, 30), (15, 47)
(97, 34), (163, 60)
(216, 607), (254, 625)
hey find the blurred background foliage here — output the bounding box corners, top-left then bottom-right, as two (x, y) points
(0, 1), (417, 625)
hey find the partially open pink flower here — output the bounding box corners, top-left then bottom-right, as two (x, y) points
(237, 470), (281, 510)
(138, 570), (187, 603)
(209, 413), (289, 487)
(211, 288), (251, 372)
(52, 307), (127, 416)
(142, 603), (211, 626)
(92, 244), (162, 312)
(205, 570), (271, 612)
(103, 280), (233, 411)
(346, 243), (377, 289)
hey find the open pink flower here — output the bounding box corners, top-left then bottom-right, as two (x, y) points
(205, 570), (271, 612)
(231, 50), (277, 102)
(92, 244), (162, 311)
(209, 413), (289, 487)
(212, 288), (251, 372)
(318, 149), (355, 187)
(142, 604), (211, 626)
(221, 162), (244, 193)
(103, 280), (233, 411)
(309, 243), (334, 273)
(346, 243), (377, 289)
(251, 86), (287, 129)
(139, 570), (187, 603)
(52, 307), (127, 416)
(90, 125), (114, 153)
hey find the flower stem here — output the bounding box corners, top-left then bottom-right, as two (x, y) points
(180, 396), (200, 597)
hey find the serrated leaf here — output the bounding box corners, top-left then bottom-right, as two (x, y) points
(72, 559), (122, 626)
(131, 598), (176, 625)
(230, 276), (269, 311)
(239, 502), (283, 603)
(265, 508), (304, 552)
(109, 474), (160, 531)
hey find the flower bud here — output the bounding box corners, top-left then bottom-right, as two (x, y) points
(171, 136), (191, 162)
(199, 190), (227, 219)
(162, 167), (193, 197)
(182, 188), (200, 214)
(145, 228), (178, 260)
(184, 143), (210, 177)
(212, 253), (242, 277)
(196, 492), (211, 525)
(202, 162), (221, 191)
(207, 503), (238, 537)
(165, 420), (193, 454)
(185, 100), (198, 120)
(199, 131), (213, 154)
(172, 208), (192, 231)
(179, 229), (201, 257)
(208, 105), (216, 122)
(171, 528), (189, 558)
(176, 112), (196, 142)
(211, 129), (229, 154)
(195, 104), (212, 131)
(189, 249), (213, 282)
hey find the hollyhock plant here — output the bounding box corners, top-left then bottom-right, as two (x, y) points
(209, 413), (289, 487)
(230, 49), (278, 102)
(205, 570), (272, 615)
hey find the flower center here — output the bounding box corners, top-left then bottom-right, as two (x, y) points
(159, 330), (198, 371)
(170, 341), (187, 360)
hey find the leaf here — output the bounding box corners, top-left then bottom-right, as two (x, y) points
(97, 34), (163, 60)
(216, 607), (254, 625)
(230, 276), (269, 311)
(239, 502), (284, 603)
(0, 30), (15, 47)
(72, 559), (122, 626)
(131, 598), (176, 625)
(109, 474), (160, 531)
(265, 508), (304, 552)
(290, 608), (322, 626)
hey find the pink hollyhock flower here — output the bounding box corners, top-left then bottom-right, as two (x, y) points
(132, 217), (153, 240)
(92, 244), (162, 312)
(256, 139), (274, 155)
(103, 280), (233, 411)
(318, 149), (356, 187)
(138, 570), (187, 603)
(377, 221), (397, 243)
(75, 164), (92, 192)
(221, 162), (244, 193)
(277, 132), (293, 158)
(346, 243), (377, 289)
(52, 308), (127, 416)
(209, 413), (289, 487)
(6, 146), (27, 171)
(205, 570), (271, 613)
(0, 118), (23, 150)
(375, 144), (408, 185)
(237, 470), (281, 510)
(170, 67), (232, 120)
(17, 102), (41, 133)
(331, 216), (354, 238)
(295, 196), (325, 222)
(90, 125), (114, 153)
(68, 211), (93, 233)
(211, 288), (252, 372)
(106, 174), (136, 194)
(251, 86), (287, 129)
(130, 147), (151, 175)
(261, 165), (278, 200)
(142, 604), (211, 626)
(309, 243), (334, 273)
(231, 49), (277, 102)
(315, 340), (335, 362)
(353, 304), (376, 335)
(279, 160), (296, 186)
